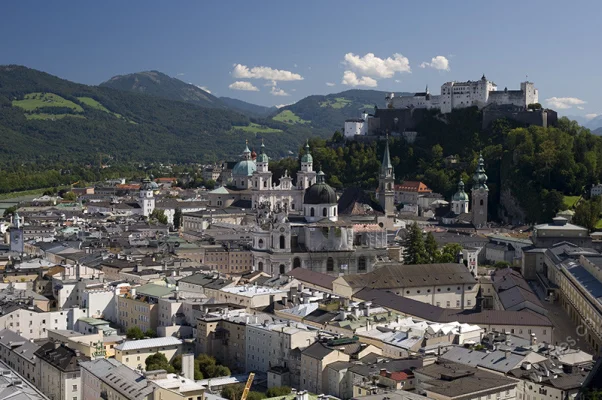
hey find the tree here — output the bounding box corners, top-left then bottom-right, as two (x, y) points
(221, 385), (243, 400)
(493, 261), (511, 269)
(425, 232), (438, 263)
(196, 354), (230, 378)
(527, 103), (542, 110)
(126, 326), (144, 340)
(436, 243), (463, 263)
(403, 223), (428, 264)
(145, 352), (175, 373)
(574, 196), (602, 231)
(266, 387), (292, 397)
(145, 329), (157, 338)
(204, 179), (216, 190)
(3, 206), (17, 218)
(150, 209), (168, 225)
(173, 207), (182, 229)
(62, 191), (77, 201)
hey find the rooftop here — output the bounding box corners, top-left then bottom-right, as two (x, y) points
(114, 336), (182, 351)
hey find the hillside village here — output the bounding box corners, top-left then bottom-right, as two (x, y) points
(0, 130), (601, 400)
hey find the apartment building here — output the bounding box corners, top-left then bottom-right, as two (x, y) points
(0, 329), (40, 384)
(114, 336), (182, 370)
(117, 284), (174, 332)
(35, 342), (90, 400)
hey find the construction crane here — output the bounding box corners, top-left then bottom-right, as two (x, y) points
(240, 372), (255, 400)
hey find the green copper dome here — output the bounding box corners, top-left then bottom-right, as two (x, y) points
(303, 171), (336, 205)
(232, 160), (256, 176)
(452, 180), (469, 201)
(301, 140), (313, 163)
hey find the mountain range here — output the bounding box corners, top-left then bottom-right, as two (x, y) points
(0, 66), (401, 164)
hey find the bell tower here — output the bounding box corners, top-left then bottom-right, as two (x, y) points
(9, 211), (24, 254)
(471, 153), (489, 228)
(378, 136), (395, 216)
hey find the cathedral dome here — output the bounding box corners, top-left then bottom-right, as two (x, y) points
(140, 178), (154, 191)
(303, 171), (336, 205)
(232, 160), (257, 176)
(452, 180), (469, 201)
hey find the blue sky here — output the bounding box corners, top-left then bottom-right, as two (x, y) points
(1, 1), (600, 118)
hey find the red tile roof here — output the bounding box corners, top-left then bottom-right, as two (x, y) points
(394, 181), (432, 193)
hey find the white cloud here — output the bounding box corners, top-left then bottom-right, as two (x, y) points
(394, 79), (401, 83)
(420, 56), (450, 71)
(326, 82), (336, 87)
(294, 63), (298, 68)
(343, 52), (411, 78)
(270, 86), (290, 96)
(275, 103), (292, 108)
(577, 106), (585, 110)
(341, 71), (378, 87)
(228, 81), (259, 91)
(585, 113), (599, 120)
(545, 97), (587, 109)
(232, 64), (303, 81)
(194, 84), (211, 93)
(176, 72), (185, 76)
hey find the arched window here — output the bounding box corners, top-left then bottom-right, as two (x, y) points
(310, 207), (315, 217)
(358, 256), (367, 271)
(279, 264), (285, 275)
(279, 235), (286, 249)
(263, 181), (267, 188)
(323, 208), (327, 217)
(387, 183), (392, 190)
(480, 199), (484, 206)
(258, 239), (264, 249)
(334, 208), (337, 216)
(327, 257), (334, 272)
(258, 262), (263, 271)
(293, 258), (301, 269)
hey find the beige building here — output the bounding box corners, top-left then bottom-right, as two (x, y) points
(117, 284), (174, 333)
(114, 336), (182, 370)
(217, 285), (288, 309)
(200, 243), (254, 273)
(334, 263), (478, 309)
(0, 329), (40, 384)
(35, 342), (90, 400)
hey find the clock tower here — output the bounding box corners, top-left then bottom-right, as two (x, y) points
(9, 211), (24, 254)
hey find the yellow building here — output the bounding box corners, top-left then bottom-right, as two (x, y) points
(114, 336), (182, 370)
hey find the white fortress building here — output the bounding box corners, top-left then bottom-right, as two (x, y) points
(386, 75), (538, 114)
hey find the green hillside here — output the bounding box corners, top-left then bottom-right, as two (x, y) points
(274, 89), (412, 133)
(99, 70), (228, 109)
(0, 65), (315, 164)
(219, 96), (276, 117)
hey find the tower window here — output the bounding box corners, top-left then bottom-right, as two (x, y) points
(358, 256), (367, 271)
(279, 235), (286, 249)
(480, 199), (484, 206)
(263, 181), (267, 188)
(279, 264), (285, 275)
(258, 239), (264, 249)
(327, 257), (334, 272)
(310, 207), (315, 217)
(293, 258), (301, 269)
(323, 208), (327, 217)
(258, 262), (263, 271)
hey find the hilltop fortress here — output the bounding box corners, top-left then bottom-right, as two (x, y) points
(344, 75), (556, 139)
(386, 74), (538, 113)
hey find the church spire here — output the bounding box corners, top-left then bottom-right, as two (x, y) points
(473, 152), (488, 190)
(381, 136), (394, 178)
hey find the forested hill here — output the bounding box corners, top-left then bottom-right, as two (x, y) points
(270, 89), (412, 133)
(219, 97), (277, 117)
(0, 65), (316, 164)
(99, 71), (228, 109)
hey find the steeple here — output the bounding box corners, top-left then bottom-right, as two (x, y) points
(380, 136), (394, 179)
(472, 152), (488, 191)
(425, 84), (429, 94)
(12, 211), (21, 229)
(242, 140), (251, 160)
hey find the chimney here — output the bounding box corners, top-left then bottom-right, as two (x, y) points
(364, 302), (372, 317)
(505, 349), (510, 359)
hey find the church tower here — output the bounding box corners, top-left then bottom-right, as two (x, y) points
(297, 140), (316, 190)
(451, 179), (469, 214)
(253, 140), (272, 190)
(139, 177), (155, 217)
(9, 211), (24, 254)
(378, 137), (395, 215)
(471, 153), (489, 228)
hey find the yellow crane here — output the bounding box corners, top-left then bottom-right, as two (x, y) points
(240, 372), (255, 400)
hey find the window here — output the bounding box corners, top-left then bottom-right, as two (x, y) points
(258, 239), (264, 249)
(310, 207), (315, 217)
(480, 199), (484, 206)
(323, 208), (327, 217)
(279, 264), (285, 275)
(446, 301), (450, 307)
(327, 257), (334, 272)
(456, 300), (460, 307)
(279, 235), (286, 249)
(73, 385), (77, 391)
(358, 256), (367, 271)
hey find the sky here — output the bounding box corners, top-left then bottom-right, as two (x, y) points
(1, 1), (601, 118)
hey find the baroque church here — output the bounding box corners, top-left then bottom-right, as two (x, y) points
(443, 153), (489, 228)
(203, 139), (394, 277)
